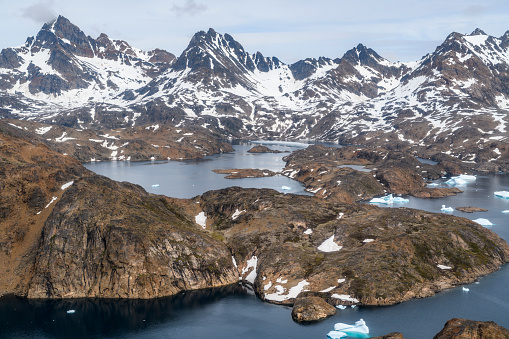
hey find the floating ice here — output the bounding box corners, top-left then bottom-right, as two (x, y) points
(502, 210), (509, 213)
(281, 186), (291, 191)
(334, 319), (369, 335)
(66, 310), (75, 314)
(441, 205), (454, 212)
(151, 184), (160, 187)
(494, 191), (509, 199)
(445, 177), (467, 186)
(318, 235), (343, 252)
(473, 218), (493, 226)
(462, 287), (470, 292)
(393, 197), (409, 203)
(327, 330), (347, 338)
(458, 174), (476, 181)
(370, 194), (394, 204)
(336, 305), (347, 310)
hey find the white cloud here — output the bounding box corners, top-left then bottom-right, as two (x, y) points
(170, 0), (207, 16)
(21, 0), (57, 24)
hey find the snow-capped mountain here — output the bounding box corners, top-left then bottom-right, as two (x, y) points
(0, 16), (508, 165)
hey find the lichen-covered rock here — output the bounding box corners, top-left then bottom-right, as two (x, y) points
(291, 295), (336, 322)
(433, 318), (509, 339)
(370, 333), (405, 339)
(247, 145), (284, 153)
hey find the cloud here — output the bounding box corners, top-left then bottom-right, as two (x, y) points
(170, 0), (207, 16)
(21, 0), (57, 24)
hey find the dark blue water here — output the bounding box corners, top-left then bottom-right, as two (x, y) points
(2, 142), (509, 338)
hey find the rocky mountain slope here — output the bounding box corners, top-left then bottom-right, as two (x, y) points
(0, 130), (237, 298)
(1, 17), (507, 168)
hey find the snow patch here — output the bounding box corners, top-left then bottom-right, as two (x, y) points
(318, 235), (343, 252)
(195, 212), (206, 228)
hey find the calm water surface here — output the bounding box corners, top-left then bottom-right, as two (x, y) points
(2, 142), (509, 338)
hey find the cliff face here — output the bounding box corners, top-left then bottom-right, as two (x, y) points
(24, 176), (237, 298)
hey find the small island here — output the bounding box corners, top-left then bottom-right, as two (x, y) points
(213, 168), (278, 179)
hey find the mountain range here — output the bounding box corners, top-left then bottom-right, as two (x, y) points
(0, 16), (508, 167)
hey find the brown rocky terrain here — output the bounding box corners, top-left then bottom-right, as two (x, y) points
(192, 187), (509, 311)
(457, 207), (489, 213)
(282, 145), (465, 203)
(2, 131), (509, 330)
(0, 130), (237, 298)
(212, 168), (277, 179)
(0, 119), (233, 162)
(433, 318), (509, 338)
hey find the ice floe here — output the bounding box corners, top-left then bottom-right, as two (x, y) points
(318, 235), (343, 252)
(333, 319), (369, 336)
(369, 194), (409, 204)
(151, 184), (160, 187)
(473, 218), (493, 226)
(327, 330), (347, 338)
(66, 310), (76, 314)
(281, 185), (291, 191)
(463, 287), (470, 292)
(502, 210), (509, 213)
(494, 191), (509, 199)
(195, 212), (206, 228)
(441, 205), (454, 212)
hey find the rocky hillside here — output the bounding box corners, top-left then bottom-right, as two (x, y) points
(192, 187), (509, 308)
(0, 17), (507, 168)
(0, 119), (233, 162)
(0, 130), (237, 298)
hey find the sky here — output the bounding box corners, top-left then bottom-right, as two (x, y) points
(0, 0), (508, 64)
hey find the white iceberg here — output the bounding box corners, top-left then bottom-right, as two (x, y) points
(334, 318), (369, 335)
(281, 186), (291, 191)
(370, 194), (393, 204)
(473, 218), (493, 226)
(336, 305), (347, 310)
(66, 310), (76, 314)
(445, 177), (467, 186)
(458, 174), (477, 181)
(393, 197), (409, 203)
(494, 191), (509, 199)
(502, 210), (509, 214)
(441, 205), (454, 212)
(462, 287), (470, 292)
(327, 330), (347, 339)
(151, 184), (160, 188)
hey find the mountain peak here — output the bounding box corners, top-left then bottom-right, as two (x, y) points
(469, 28), (487, 36)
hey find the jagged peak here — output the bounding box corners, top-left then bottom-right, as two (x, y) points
(469, 28), (487, 36)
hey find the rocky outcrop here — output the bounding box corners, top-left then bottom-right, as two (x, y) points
(291, 294), (336, 322)
(0, 119), (233, 162)
(433, 318), (509, 338)
(212, 168), (277, 179)
(247, 145), (284, 153)
(282, 145), (464, 202)
(456, 207), (489, 213)
(193, 187), (509, 308)
(24, 175), (238, 298)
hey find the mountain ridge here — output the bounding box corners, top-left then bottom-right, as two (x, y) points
(0, 16), (508, 169)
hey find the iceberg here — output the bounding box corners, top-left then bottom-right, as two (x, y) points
(502, 210), (509, 214)
(458, 174), (476, 181)
(393, 197), (409, 203)
(441, 205), (454, 212)
(473, 218), (493, 226)
(281, 186), (291, 191)
(445, 177), (467, 186)
(462, 287), (470, 292)
(370, 194), (393, 204)
(494, 191), (509, 199)
(327, 331), (347, 339)
(67, 310), (76, 314)
(151, 184), (160, 188)
(334, 319), (369, 335)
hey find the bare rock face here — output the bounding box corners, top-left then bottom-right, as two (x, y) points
(433, 318), (509, 339)
(0, 130), (238, 298)
(23, 175), (238, 299)
(291, 295), (336, 322)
